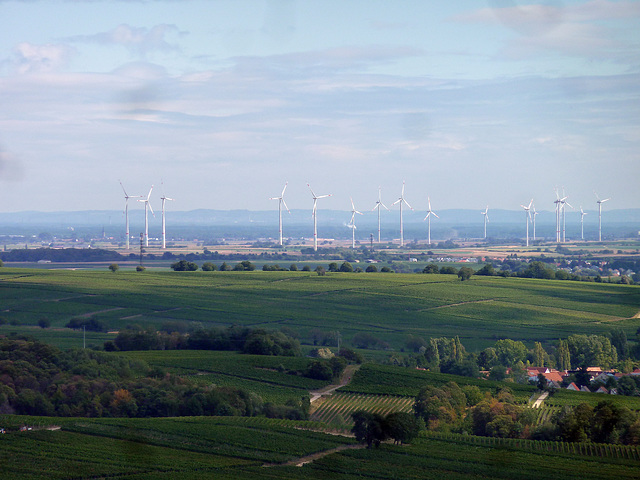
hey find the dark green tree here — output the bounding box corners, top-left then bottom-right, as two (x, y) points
(457, 267), (474, 281)
(422, 263), (439, 274)
(352, 410), (387, 448)
(108, 263), (119, 272)
(385, 412), (419, 444)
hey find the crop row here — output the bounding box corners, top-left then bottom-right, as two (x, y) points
(311, 393), (414, 426)
(427, 430), (640, 461)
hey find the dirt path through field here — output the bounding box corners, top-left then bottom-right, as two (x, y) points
(309, 364), (360, 404)
(263, 444), (366, 468)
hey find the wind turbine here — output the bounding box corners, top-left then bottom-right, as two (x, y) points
(371, 187), (389, 243)
(481, 206), (489, 239)
(308, 184), (331, 251)
(391, 181), (413, 247)
(119, 180), (141, 249)
(595, 192), (610, 242)
(531, 204), (539, 241)
(520, 199), (533, 247)
(270, 182), (290, 246)
(160, 183), (174, 249)
(560, 189), (573, 243)
(423, 197), (439, 246)
(137, 185), (154, 247)
(347, 197), (363, 249)
(580, 206), (587, 240)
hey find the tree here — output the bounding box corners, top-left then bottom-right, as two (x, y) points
(439, 266), (457, 274)
(108, 263), (119, 273)
(339, 261), (353, 272)
(289, 264), (298, 271)
(475, 263), (495, 276)
(457, 267), (474, 281)
(315, 266), (326, 276)
(380, 266), (393, 273)
(533, 342), (546, 367)
(37, 318), (51, 329)
(385, 412), (419, 444)
(202, 262), (217, 271)
(352, 411), (387, 448)
(494, 339), (528, 367)
(328, 262), (339, 272)
(422, 263), (439, 274)
(557, 339), (571, 371)
(171, 260), (198, 271)
(233, 260), (255, 271)
(220, 262), (232, 271)
(365, 264), (378, 273)
(136, 265), (145, 272)
(537, 373), (548, 390)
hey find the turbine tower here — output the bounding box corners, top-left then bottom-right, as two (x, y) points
(531, 204), (539, 241)
(423, 197), (439, 246)
(560, 189), (573, 243)
(595, 192), (610, 242)
(347, 197), (363, 249)
(270, 182), (290, 246)
(160, 183), (174, 249)
(371, 187), (389, 243)
(308, 183), (331, 251)
(580, 206), (587, 240)
(137, 185), (154, 247)
(481, 206), (489, 239)
(520, 199), (533, 247)
(391, 181), (413, 247)
(119, 180), (141, 249)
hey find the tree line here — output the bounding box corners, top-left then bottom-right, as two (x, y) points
(0, 337), (313, 420)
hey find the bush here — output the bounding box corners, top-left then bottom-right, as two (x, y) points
(339, 261), (353, 272)
(365, 264), (378, 273)
(202, 262), (217, 271)
(234, 260), (255, 271)
(108, 263), (119, 272)
(37, 318), (51, 329)
(302, 265), (311, 271)
(289, 263), (298, 271)
(136, 266), (146, 272)
(171, 260), (198, 271)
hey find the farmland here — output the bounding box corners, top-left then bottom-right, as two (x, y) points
(1, 268), (639, 351)
(1, 415), (639, 479)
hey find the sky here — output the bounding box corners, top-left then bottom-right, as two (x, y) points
(0, 0), (639, 215)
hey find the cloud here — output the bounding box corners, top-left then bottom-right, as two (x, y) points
(11, 43), (75, 74)
(66, 24), (182, 57)
(453, 0), (640, 60)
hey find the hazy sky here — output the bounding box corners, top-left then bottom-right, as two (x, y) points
(0, 0), (638, 214)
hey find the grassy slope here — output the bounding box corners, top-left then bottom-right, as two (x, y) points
(1, 268), (639, 351)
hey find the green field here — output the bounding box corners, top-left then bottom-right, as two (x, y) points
(2, 268), (639, 351)
(119, 350), (328, 404)
(1, 415), (639, 479)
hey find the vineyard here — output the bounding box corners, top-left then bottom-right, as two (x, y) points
(310, 393), (414, 429)
(2, 268), (639, 351)
(2, 415), (640, 479)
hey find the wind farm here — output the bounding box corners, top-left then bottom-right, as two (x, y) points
(74, 180), (634, 258)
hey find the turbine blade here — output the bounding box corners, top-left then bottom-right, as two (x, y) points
(307, 183), (317, 198)
(602, 198), (610, 202)
(119, 180), (128, 197)
(148, 203), (155, 216)
(281, 182), (288, 197)
(282, 198), (290, 213)
(404, 199), (413, 210)
(432, 212), (439, 219)
(147, 185), (154, 201)
(317, 194), (331, 199)
(381, 202), (389, 211)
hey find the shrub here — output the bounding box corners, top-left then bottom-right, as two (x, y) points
(136, 266), (146, 272)
(108, 263), (119, 272)
(202, 262), (217, 271)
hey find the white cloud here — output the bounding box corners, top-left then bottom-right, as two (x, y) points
(12, 43), (75, 74)
(67, 24), (182, 57)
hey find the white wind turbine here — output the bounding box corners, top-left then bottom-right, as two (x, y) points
(560, 189), (573, 243)
(308, 183), (331, 251)
(119, 180), (141, 250)
(270, 182), (290, 246)
(391, 182), (413, 247)
(580, 206), (587, 240)
(347, 197), (363, 249)
(137, 185), (154, 247)
(160, 183), (174, 249)
(520, 199), (533, 247)
(595, 192), (610, 242)
(371, 187), (389, 243)
(423, 197), (439, 246)
(481, 206), (489, 239)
